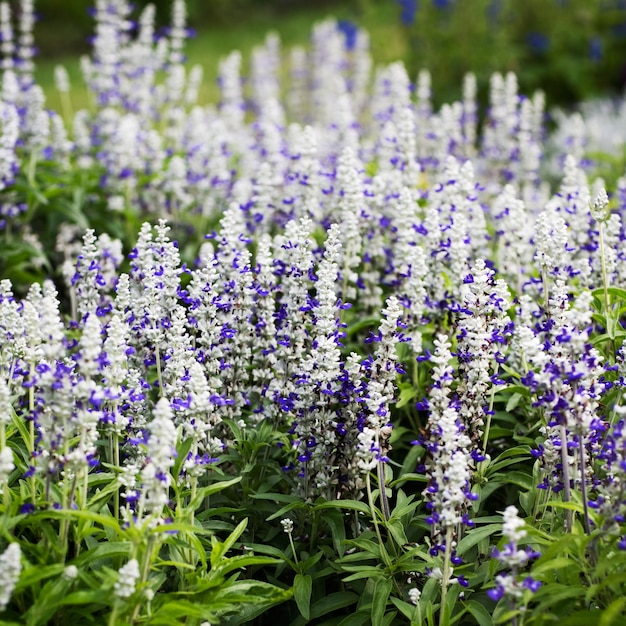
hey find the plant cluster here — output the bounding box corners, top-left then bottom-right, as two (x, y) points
(1, 1), (626, 625)
(395, 0), (626, 106)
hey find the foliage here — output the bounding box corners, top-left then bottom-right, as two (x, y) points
(395, 0), (626, 107)
(1, 1), (626, 625)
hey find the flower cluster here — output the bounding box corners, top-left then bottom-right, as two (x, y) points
(420, 335), (475, 568)
(488, 506), (541, 602)
(0, 543), (21, 611)
(0, 3), (626, 622)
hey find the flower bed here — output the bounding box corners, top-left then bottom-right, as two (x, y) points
(1, 1), (626, 624)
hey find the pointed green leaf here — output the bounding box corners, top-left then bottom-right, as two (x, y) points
(372, 576), (392, 626)
(294, 573), (312, 620)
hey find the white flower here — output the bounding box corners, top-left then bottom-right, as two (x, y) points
(0, 446), (14, 481)
(114, 558), (140, 599)
(54, 65), (70, 93)
(502, 506), (526, 544)
(408, 587), (421, 605)
(591, 187), (609, 222)
(0, 543), (22, 610)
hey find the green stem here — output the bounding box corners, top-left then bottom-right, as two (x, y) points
(411, 601), (423, 626)
(131, 536), (155, 623)
(610, 390), (623, 428)
(598, 221), (610, 318)
(185, 473), (198, 569)
(28, 378), (35, 504)
(578, 439), (591, 536)
(27, 151), (38, 188)
(60, 90), (74, 124)
(598, 221), (615, 359)
(60, 471), (78, 558)
(114, 433), (120, 521)
(155, 343), (164, 397)
(1, 423), (9, 511)
(377, 460), (391, 521)
(366, 473), (390, 568)
(559, 425), (573, 533)
(482, 383), (497, 456)
(309, 511), (319, 554)
(541, 265), (549, 310)
(288, 531), (299, 567)
(108, 604), (119, 626)
(439, 526), (454, 626)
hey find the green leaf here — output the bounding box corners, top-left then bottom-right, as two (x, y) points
(389, 472), (428, 486)
(150, 599), (219, 622)
(243, 542), (289, 560)
(396, 384), (417, 409)
(71, 541), (131, 567)
(300, 550), (324, 572)
(220, 518), (248, 555)
(532, 557), (579, 576)
(291, 592), (359, 626)
(213, 554), (281, 578)
(216, 581), (293, 625)
(315, 499), (371, 516)
(57, 591), (111, 607)
(29, 508), (123, 534)
(347, 317), (383, 337)
(466, 600), (493, 626)
(506, 392), (523, 412)
(591, 286), (626, 302)
(188, 476), (242, 511)
(251, 492), (303, 504)
(266, 500), (307, 521)
(456, 524), (501, 557)
(389, 492), (418, 520)
(342, 566), (385, 582)
(210, 518), (248, 568)
(14, 564), (66, 592)
(544, 500), (584, 514)
(294, 573), (312, 620)
(502, 471), (534, 490)
(600, 597), (626, 626)
(390, 596), (417, 621)
(336, 610), (371, 626)
(533, 584), (586, 610)
(323, 507), (347, 556)
(342, 537), (383, 559)
(387, 520), (409, 548)
(371, 576), (392, 626)
(499, 383), (530, 396)
(172, 436), (194, 480)
(10, 407), (31, 448)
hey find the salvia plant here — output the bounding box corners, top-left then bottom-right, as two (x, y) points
(0, 0), (626, 625)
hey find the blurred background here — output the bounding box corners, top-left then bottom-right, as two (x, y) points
(32, 0), (626, 109)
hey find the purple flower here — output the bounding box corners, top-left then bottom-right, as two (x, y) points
(526, 32), (549, 53)
(487, 585), (504, 601)
(397, 0), (418, 24)
(589, 37), (603, 62)
(337, 20), (358, 50)
(523, 577), (541, 592)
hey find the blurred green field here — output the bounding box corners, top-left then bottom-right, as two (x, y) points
(34, 1), (406, 115)
(33, 0), (626, 115)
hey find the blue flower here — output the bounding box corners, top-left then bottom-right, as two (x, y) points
(526, 32), (550, 53)
(397, 0), (418, 25)
(523, 576), (541, 592)
(487, 585), (504, 601)
(589, 37), (603, 62)
(337, 20), (358, 50)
